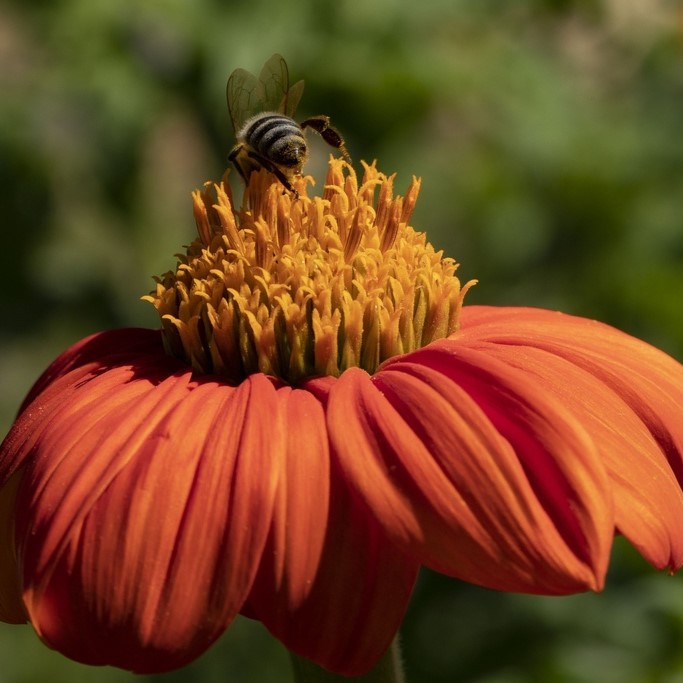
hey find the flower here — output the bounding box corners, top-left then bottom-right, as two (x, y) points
(2, 158), (683, 677)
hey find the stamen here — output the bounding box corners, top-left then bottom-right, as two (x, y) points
(143, 158), (475, 384)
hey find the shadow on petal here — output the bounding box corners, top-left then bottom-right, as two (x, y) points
(245, 377), (419, 677)
(327, 360), (613, 595)
(456, 305), (683, 571)
(0, 469), (26, 623)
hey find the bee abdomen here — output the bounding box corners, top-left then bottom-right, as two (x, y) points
(241, 113), (306, 167)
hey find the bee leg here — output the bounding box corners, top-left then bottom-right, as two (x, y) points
(228, 145), (251, 184)
(300, 115), (352, 164)
(245, 150), (300, 199)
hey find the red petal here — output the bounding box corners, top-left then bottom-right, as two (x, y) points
(0, 329), (175, 490)
(18, 328), (166, 414)
(328, 361), (613, 595)
(7, 356), (283, 672)
(457, 306), (683, 569)
(246, 378), (418, 676)
(0, 470), (25, 622)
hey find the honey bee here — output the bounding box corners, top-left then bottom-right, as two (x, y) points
(226, 53), (351, 196)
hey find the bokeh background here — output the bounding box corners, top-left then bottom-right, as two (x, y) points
(1, 0), (683, 681)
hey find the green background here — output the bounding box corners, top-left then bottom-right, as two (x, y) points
(1, 0), (683, 681)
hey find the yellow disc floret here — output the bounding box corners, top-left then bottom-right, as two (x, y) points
(143, 158), (475, 384)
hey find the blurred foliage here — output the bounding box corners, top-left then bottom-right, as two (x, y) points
(1, 0), (682, 681)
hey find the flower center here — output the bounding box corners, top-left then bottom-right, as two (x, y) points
(143, 159), (474, 384)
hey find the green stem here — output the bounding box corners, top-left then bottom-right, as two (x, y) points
(289, 638), (406, 683)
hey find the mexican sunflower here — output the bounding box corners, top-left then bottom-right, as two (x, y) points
(2, 158), (683, 681)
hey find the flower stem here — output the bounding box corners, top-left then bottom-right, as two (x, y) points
(289, 639), (406, 683)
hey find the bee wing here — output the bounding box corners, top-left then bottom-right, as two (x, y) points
(281, 78), (304, 118)
(227, 54), (304, 132)
(226, 66), (262, 133)
(259, 53), (298, 115)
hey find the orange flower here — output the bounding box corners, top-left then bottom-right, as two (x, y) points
(1, 159), (683, 677)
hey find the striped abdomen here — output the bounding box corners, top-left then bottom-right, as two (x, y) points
(238, 112), (307, 168)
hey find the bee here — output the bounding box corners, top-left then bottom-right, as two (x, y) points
(226, 53), (351, 197)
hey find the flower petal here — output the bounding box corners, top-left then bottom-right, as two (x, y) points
(4, 344), (284, 673)
(0, 470), (25, 623)
(246, 377), (419, 676)
(328, 359), (613, 595)
(246, 386), (331, 613)
(17, 328), (167, 414)
(456, 305), (683, 570)
(0, 329), (176, 492)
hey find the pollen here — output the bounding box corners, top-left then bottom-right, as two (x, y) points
(143, 158), (475, 384)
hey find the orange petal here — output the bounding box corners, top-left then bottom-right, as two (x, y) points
(246, 377), (418, 676)
(468, 340), (683, 570)
(328, 360), (613, 595)
(1, 354), (177, 490)
(17, 328), (167, 415)
(8, 360), (283, 672)
(458, 305), (683, 570)
(247, 386), (331, 614)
